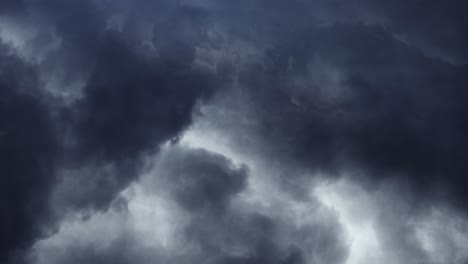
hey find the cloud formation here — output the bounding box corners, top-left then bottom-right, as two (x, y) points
(1, 1), (468, 264)
(0, 41), (58, 264)
(32, 144), (348, 264)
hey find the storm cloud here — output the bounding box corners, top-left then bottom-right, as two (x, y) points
(0, 41), (57, 264)
(1, 1), (468, 264)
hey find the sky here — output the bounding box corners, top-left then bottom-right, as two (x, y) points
(1, 1), (468, 264)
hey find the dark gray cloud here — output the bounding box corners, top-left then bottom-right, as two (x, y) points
(32, 145), (348, 264)
(350, 0), (468, 64)
(179, 20), (468, 263)
(75, 32), (215, 161)
(56, 31), (218, 213)
(0, 0), (24, 14)
(0, 42), (58, 264)
(203, 0), (468, 63)
(185, 22), (468, 219)
(0, 1), (219, 262)
(237, 23), (468, 212)
(152, 146), (347, 264)
(153, 146), (248, 212)
(1, 0), (468, 264)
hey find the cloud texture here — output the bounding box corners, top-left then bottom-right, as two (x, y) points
(1, 1), (468, 264)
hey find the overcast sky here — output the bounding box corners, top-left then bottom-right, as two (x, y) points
(1, 1), (468, 264)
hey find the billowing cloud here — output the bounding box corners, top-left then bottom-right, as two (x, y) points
(0, 1), (218, 262)
(0, 41), (58, 263)
(32, 144), (348, 264)
(1, 1), (468, 264)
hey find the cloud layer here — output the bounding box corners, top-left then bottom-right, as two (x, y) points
(1, 1), (468, 264)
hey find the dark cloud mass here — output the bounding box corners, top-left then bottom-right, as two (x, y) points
(0, 1), (24, 14)
(354, 0), (468, 64)
(1, 0), (217, 262)
(238, 23), (468, 210)
(154, 147), (248, 212)
(1, 1), (468, 264)
(76, 32), (215, 161)
(34, 145), (347, 264)
(0, 42), (57, 263)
